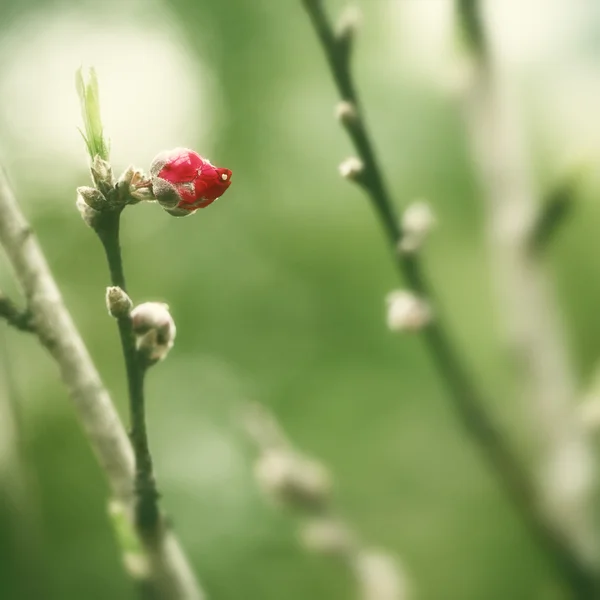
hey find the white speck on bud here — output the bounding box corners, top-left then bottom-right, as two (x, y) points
(300, 517), (355, 556)
(335, 101), (358, 126)
(254, 449), (331, 510)
(354, 550), (409, 600)
(130, 302), (176, 364)
(106, 286), (133, 318)
(339, 157), (364, 181)
(336, 5), (362, 47)
(386, 290), (432, 332)
(398, 200), (436, 254)
(76, 193), (101, 228)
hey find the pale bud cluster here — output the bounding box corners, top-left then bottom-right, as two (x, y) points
(398, 201), (436, 254)
(116, 165), (155, 204)
(130, 302), (176, 364)
(339, 156), (364, 181)
(254, 449), (331, 511)
(386, 290), (431, 332)
(105, 286), (133, 318)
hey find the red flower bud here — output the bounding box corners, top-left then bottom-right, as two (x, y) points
(149, 148), (232, 216)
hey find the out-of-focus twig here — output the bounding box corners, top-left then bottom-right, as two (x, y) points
(0, 165), (203, 599)
(455, 0), (599, 593)
(301, 0), (598, 595)
(245, 402), (410, 600)
(0, 291), (34, 332)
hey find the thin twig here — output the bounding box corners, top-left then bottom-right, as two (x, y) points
(0, 292), (34, 332)
(0, 165), (203, 599)
(246, 402), (410, 600)
(301, 0), (599, 595)
(95, 209), (160, 536)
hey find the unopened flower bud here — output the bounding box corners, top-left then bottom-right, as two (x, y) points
(149, 148), (232, 217)
(76, 193), (101, 228)
(339, 157), (364, 181)
(77, 186), (107, 211)
(386, 290), (431, 332)
(354, 550), (408, 600)
(106, 286), (133, 318)
(335, 101), (358, 126)
(254, 449), (331, 511)
(336, 5), (361, 52)
(300, 517), (355, 556)
(398, 200), (436, 254)
(91, 155), (114, 193)
(130, 302), (176, 364)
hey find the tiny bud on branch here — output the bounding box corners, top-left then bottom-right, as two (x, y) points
(335, 5), (361, 58)
(106, 286), (133, 318)
(339, 156), (365, 182)
(386, 290), (432, 332)
(398, 200), (436, 254)
(254, 449), (331, 511)
(130, 302), (176, 365)
(335, 100), (358, 126)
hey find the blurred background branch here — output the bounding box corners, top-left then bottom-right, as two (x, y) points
(456, 0), (599, 576)
(302, 0), (598, 595)
(246, 402), (410, 600)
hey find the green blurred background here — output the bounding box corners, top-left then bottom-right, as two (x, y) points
(2, 0), (600, 598)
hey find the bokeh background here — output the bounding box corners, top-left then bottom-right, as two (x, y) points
(2, 0), (600, 598)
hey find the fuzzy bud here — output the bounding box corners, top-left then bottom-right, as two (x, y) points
(335, 101), (358, 126)
(386, 290), (431, 332)
(398, 200), (436, 254)
(130, 302), (176, 364)
(300, 517), (355, 556)
(106, 286), (133, 318)
(339, 157), (364, 181)
(336, 5), (361, 54)
(254, 449), (331, 511)
(76, 193), (101, 228)
(116, 166), (155, 204)
(91, 155), (114, 193)
(77, 186), (107, 211)
(149, 148), (232, 217)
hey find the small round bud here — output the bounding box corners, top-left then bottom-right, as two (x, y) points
(106, 286), (133, 318)
(254, 449), (331, 511)
(353, 550), (408, 600)
(339, 157), (364, 181)
(336, 5), (362, 48)
(398, 200), (436, 254)
(76, 193), (101, 228)
(335, 101), (358, 126)
(300, 517), (355, 556)
(130, 302), (176, 364)
(386, 290), (432, 332)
